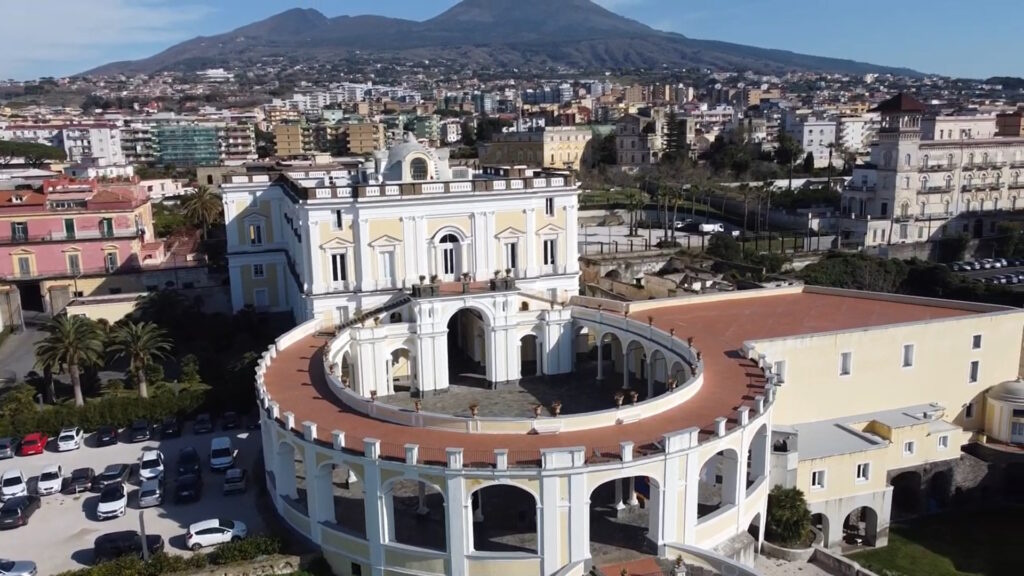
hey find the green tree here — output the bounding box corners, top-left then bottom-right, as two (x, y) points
(765, 486), (812, 547)
(181, 185), (223, 241)
(180, 354), (202, 385)
(596, 133), (617, 166)
(802, 151), (816, 174)
(0, 140), (67, 168)
(460, 118), (477, 146)
(994, 222), (1022, 258)
(107, 321), (173, 399)
(798, 253), (908, 293)
(706, 232), (743, 261)
(35, 315), (105, 407)
(153, 204), (190, 238)
(774, 133), (803, 191)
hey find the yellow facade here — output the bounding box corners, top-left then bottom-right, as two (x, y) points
(234, 200), (276, 248)
(238, 261), (281, 309)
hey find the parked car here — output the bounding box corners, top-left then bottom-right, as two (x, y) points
(0, 470), (27, 501)
(96, 484), (128, 520)
(996, 258), (1008, 267)
(128, 420), (151, 443)
(209, 437), (236, 471)
(221, 412), (240, 430)
(160, 417), (181, 439)
(174, 474), (203, 503)
(65, 467), (95, 494)
(948, 261), (964, 271)
(176, 447), (201, 477)
(193, 414), (214, 434)
(93, 531), (165, 563)
(95, 426), (118, 447)
(35, 464), (63, 496)
(91, 464), (130, 492)
(0, 558), (37, 575)
(138, 451), (164, 481)
(185, 518), (247, 551)
(222, 468), (247, 495)
(0, 496), (40, 529)
(56, 427), (83, 452)
(137, 479), (163, 509)
(16, 434), (46, 457)
(0, 439), (16, 460)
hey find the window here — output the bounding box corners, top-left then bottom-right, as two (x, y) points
(938, 435), (949, 450)
(377, 250), (395, 286)
(903, 441), (915, 456)
(811, 470), (826, 490)
(899, 224), (908, 239)
(252, 264), (265, 279)
(839, 351), (852, 376)
(410, 158), (429, 181)
(67, 253), (81, 276)
(248, 223), (264, 246)
(772, 360), (787, 383)
(972, 334), (982, 350)
(99, 218), (114, 238)
(968, 360), (980, 383)
(10, 221), (27, 241)
(16, 256), (31, 277)
(333, 210), (344, 230)
(331, 253), (347, 283)
(545, 198), (555, 216)
(965, 402), (975, 419)
(64, 218), (76, 240)
(505, 242), (518, 272)
(902, 344), (915, 368)
(855, 463), (870, 483)
(543, 239), (557, 267)
(104, 252), (118, 273)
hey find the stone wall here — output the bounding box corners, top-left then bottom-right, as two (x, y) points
(168, 554), (302, 576)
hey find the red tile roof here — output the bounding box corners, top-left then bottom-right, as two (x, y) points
(870, 93), (926, 114)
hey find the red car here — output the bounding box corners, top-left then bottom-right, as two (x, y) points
(17, 433), (47, 456)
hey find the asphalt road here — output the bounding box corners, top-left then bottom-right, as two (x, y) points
(0, 425), (265, 574)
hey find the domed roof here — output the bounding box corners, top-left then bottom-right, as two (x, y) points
(382, 132), (435, 177)
(987, 378), (1024, 404)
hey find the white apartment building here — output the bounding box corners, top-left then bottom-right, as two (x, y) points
(440, 120), (462, 144)
(58, 125), (125, 165)
(839, 93), (1024, 247)
(838, 113), (879, 155)
(786, 116), (839, 169)
(922, 114), (997, 141)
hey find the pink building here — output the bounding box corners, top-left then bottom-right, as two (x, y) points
(0, 178), (159, 311)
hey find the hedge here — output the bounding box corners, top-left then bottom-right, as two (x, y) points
(54, 536), (282, 576)
(0, 384), (210, 439)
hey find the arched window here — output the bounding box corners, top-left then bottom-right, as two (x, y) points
(1014, 172), (1021, 186)
(920, 175), (929, 191)
(944, 200), (951, 215)
(982, 152), (989, 165)
(439, 233), (460, 277)
(947, 153), (954, 166)
(994, 197), (1000, 210)
(945, 174), (953, 190)
(922, 154), (929, 168)
(968, 152), (975, 166)
(903, 176), (910, 190)
(919, 202), (926, 217)
(900, 202), (910, 218)
(410, 158), (429, 181)
(905, 153), (912, 167)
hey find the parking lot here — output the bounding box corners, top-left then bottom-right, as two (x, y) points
(951, 258), (1024, 290)
(0, 423), (265, 574)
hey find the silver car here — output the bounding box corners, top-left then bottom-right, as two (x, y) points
(137, 479), (162, 509)
(0, 558), (36, 576)
(0, 438), (14, 460)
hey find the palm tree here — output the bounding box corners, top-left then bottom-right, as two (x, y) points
(35, 315), (105, 407)
(182, 185), (223, 240)
(107, 321), (172, 399)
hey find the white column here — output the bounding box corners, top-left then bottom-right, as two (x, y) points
(303, 445), (326, 543)
(626, 477), (639, 507)
(308, 219), (324, 294)
(540, 472), (561, 576)
(524, 207), (538, 277)
(660, 453), (682, 547)
(568, 471), (589, 564)
(362, 440), (385, 576)
(355, 217), (373, 291)
(471, 212), (487, 280)
(401, 216), (417, 286)
(596, 337), (604, 381)
(683, 452), (699, 545)
(614, 479), (625, 512)
(623, 348), (631, 389)
(445, 474), (469, 576)
(485, 211), (496, 274)
(415, 216), (429, 278)
(647, 357), (655, 398)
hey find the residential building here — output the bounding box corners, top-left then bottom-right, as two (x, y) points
(922, 114), (997, 141)
(153, 125), (220, 166)
(57, 125), (125, 165)
(478, 127), (593, 171)
(218, 123), (257, 162)
(273, 122), (314, 158)
(440, 120), (462, 145)
(410, 115), (441, 147)
(342, 121), (386, 155)
(839, 93), (1024, 247)
(786, 116), (839, 169)
(616, 110), (665, 168)
(121, 124), (155, 164)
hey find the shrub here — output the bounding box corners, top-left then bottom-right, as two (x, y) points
(208, 535), (281, 565)
(765, 485), (812, 547)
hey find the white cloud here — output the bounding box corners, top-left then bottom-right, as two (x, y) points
(0, 0), (211, 79)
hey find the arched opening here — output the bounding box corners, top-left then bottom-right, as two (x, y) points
(389, 312), (403, 323)
(387, 348), (414, 395)
(597, 332), (624, 384)
(321, 462), (366, 537)
(604, 269), (622, 282)
(811, 513), (829, 547)
(447, 307), (489, 386)
(410, 157), (429, 181)
(928, 469), (952, 511)
(385, 479), (446, 551)
(890, 470), (923, 518)
(747, 513), (763, 551)
(746, 424), (769, 491)
(842, 506), (879, 547)
(519, 333), (540, 378)
(623, 340), (647, 393)
(437, 232), (462, 280)
(647, 349), (668, 398)
(470, 484), (538, 554)
(574, 325), (594, 369)
(340, 351), (353, 387)
(697, 449), (740, 520)
(589, 476), (661, 565)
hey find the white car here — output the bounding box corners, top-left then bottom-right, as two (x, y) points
(209, 437), (236, 471)
(35, 464), (63, 496)
(0, 470), (27, 502)
(185, 518), (247, 551)
(95, 483), (127, 520)
(56, 427), (83, 452)
(138, 451), (164, 481)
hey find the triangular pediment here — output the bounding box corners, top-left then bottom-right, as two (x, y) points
(368, 234), (402, 247)
(538, 223), (564, 235)
(495, 226), (525, 239)
(320, 237), (353, 250)
(10, 247), (34, 255)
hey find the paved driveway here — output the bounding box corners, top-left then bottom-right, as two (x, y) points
(0, 312), (46, 385)
(0, 425), (265, 574)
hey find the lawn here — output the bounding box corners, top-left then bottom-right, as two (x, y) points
(849, 509), (1021, 576)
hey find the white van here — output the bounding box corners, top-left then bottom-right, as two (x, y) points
(209, 437), (236, 471)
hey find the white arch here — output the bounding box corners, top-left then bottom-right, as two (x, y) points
(431, 225), (470, 243)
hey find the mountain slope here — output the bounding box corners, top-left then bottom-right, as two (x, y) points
(83, 0), (918, 76)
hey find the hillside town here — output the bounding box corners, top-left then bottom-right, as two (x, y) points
(0, 3), (1022, 576)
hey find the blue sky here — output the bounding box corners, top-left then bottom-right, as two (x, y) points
(1, 0), (1019, 80)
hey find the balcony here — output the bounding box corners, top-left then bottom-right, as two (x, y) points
(919, 185), (952, 194)
(961, 183), (1001, 192)
(0, 228), (141, 246)
(919, 164), (951, 172)
(1009, 182), (1024, 190)
(845, 184), (876, 192)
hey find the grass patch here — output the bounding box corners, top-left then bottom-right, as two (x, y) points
(849, 509), (1020, 576)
